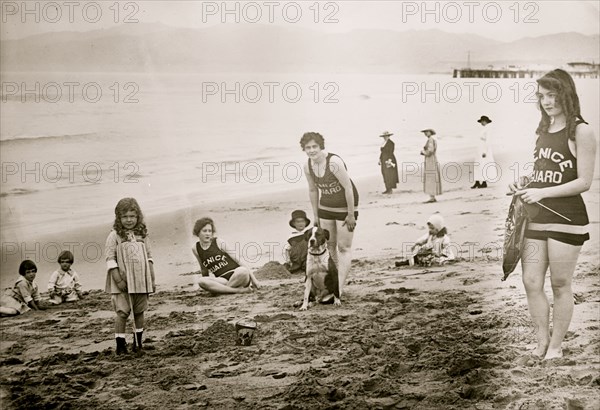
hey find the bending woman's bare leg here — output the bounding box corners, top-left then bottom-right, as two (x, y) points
(320, 219), (338, 266)
(335, 219), (355, 296)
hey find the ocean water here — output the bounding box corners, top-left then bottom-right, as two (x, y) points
(1, 72), (599, 239)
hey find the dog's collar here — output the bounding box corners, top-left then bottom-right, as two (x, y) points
(308, 248), (328, 256)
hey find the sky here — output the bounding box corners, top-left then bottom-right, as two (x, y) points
(1, 0), (599, 41)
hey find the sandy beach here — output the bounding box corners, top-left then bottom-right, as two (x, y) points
(1, 152), (598, 409)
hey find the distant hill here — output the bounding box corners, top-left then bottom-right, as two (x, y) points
(1, 23), (598, 73)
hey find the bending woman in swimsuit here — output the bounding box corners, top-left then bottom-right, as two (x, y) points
(301, 132), (359, 296)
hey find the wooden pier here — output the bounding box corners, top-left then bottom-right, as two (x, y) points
(453, 63), (599, 79)
(453, 68), (543, 78)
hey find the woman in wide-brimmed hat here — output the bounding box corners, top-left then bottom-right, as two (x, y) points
(420, 129), (442, 203)
(378, 131), (399, 194)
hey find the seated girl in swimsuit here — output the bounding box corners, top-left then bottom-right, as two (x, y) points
(192, 217), (260, 295)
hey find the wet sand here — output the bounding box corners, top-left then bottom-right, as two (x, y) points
(0, 256), (598, 409)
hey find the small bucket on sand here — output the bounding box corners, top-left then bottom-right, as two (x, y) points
(235, 319), (257, 346)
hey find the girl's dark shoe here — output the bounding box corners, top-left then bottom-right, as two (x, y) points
(471, 181), (481, 189)
(116, 337), (128, 355)
(135, 331), (143, 351)
(480, 181), (488, 188)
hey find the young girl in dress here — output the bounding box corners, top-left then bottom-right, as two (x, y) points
(511, 69), (596, 360)
(192, 217), (260, 294)
(105, 198), (155, 355)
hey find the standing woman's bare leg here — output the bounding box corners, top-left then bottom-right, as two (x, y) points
(335, 219), (355, 295)
(545, 239), (581, 359)
(320, 219), (338, 266)
(521, 238), (550, 357)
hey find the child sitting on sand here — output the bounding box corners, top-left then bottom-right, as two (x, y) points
(48, 250), (83, 304)
(395, 214), (455, 267)
(283, 210), (312, 274)
(105, 198), (156, 355)
(192, 217), (260, 294)
(0, 260), (47, 316)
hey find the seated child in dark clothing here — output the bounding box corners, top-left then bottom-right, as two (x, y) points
(396, 214), (455, 267)
(283, 210), (312, 274)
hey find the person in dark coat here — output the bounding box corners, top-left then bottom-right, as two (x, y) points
(378, 131), (399, 194)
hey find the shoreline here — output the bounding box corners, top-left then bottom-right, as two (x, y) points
(1, 150), (598, 291)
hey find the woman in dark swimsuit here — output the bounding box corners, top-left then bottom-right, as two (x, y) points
(192, 217), (260, 294)
(301, 132), (359, 296)
(511, 69), (596, 360)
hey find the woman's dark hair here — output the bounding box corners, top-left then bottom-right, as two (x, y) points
(113, 197), (147, 240)
(193, 217), (216, 237)
(19, 260), (37, 276)
(57, 250), (74, 264)
(436, 227), (448, 238)
(536, 69), (584, 141)
(300, 132), (325, 150)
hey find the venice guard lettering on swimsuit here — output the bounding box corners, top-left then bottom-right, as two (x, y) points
(203, 254), (230, 275)
(531, 147), (574, 185)
(316, 181), (343, 196)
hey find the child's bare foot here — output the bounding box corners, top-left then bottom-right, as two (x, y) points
(543, 348), (563, 360)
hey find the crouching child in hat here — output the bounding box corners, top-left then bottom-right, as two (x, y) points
(396, 214), (455, 267)
(283, 210), (313, 274)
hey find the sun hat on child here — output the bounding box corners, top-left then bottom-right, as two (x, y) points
(427, 214), (445, 231)
(289, 210), (311, 229)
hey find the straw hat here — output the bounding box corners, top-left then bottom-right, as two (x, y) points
(379, 131), (394, 138)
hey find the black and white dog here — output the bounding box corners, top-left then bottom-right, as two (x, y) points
(299, 226), (340, 310)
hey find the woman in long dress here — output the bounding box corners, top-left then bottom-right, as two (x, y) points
(420, 129), (442, 203)
(378, 131), (399, 194)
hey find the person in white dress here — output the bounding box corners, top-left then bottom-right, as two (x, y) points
(472, 115), (496, 189)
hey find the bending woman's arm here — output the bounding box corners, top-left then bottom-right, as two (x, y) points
(330, 156), (355, 214)
(304, 163), (320, 226)
(330, 156), (356, 231)
(518, 124), (596, 203)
